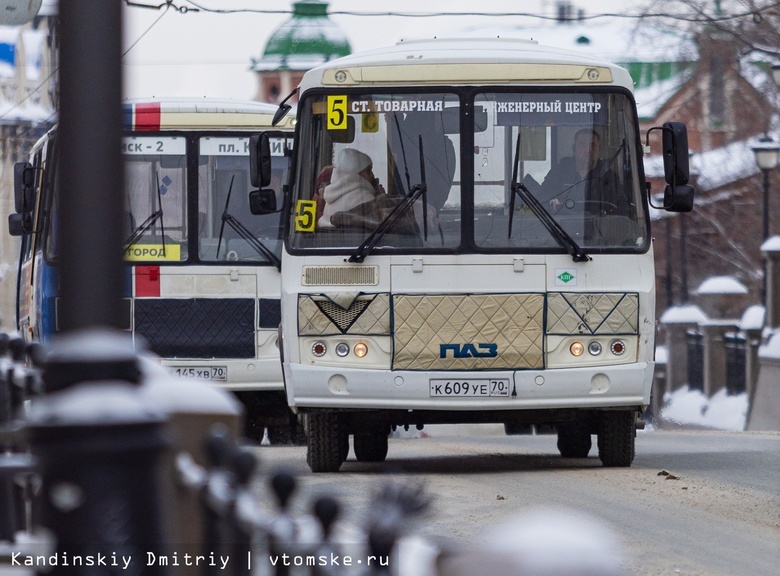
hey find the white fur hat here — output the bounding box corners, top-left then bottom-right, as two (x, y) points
(336, 148), (372, 174)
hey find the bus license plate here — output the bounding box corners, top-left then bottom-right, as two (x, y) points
(170, 366), (227, 381)
(429, 379), (510, 397)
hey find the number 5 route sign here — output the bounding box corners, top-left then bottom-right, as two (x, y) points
(327, 95), (347, 130)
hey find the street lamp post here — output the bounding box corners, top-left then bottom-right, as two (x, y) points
(751, 136), (780, 305)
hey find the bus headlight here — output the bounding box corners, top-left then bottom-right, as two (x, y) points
(354, 342), (368, 358)
(312, 341), (327, 357)
(335, 342), (350, 357)
(569, 342), (584, 356)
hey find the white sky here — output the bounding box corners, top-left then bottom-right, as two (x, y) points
(121, 0), (645, 100)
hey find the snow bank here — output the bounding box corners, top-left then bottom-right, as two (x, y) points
(660, 386), (747, 431)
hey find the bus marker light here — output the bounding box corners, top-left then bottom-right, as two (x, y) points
(610, 340), (626, 355)
(588, 341), (602, 356)
(354, 342), (368, 358)
(570, 342), (584, 357)
(335, 342), (350, 357)
(312, 342), (327, 357)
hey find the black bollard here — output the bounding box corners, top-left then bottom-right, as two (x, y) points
(268, 470), (298, 576)
(27, 382), (171, 576)
(229, 447), (257, 576)
(201, 425), (236, 576)
(25, 329), (171, 576)
(311, 496), (341, 576)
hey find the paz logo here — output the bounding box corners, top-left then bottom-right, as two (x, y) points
(555, 268), (576, 286)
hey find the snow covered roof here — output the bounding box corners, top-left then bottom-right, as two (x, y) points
(761, 235), (780, 252)
(696, 275), (748, 295)
(659, 304), (709, 324)
(739, 305), (765, 331)
(759, 331), (780, 360)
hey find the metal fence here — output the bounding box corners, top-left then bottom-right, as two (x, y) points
(724, 332), (747, 395)
(0, 331), (429, 576)
(686, 330), (704, 391)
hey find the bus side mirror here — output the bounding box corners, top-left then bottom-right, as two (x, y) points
(663, 184), (695, 213)
(14, 161), (34, 213)
(662, 122), (690, 185)
(646, 122), (695, 213)
(250, 133), (273, 188)
(8, 212), (32, 236)
(249, 189), (277, 215)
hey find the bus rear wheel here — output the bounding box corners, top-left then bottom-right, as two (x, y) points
(597, 411), (636, 467)
(353, 431), (389, 462)
(556, 420), (592, 458)
(305, 412), (343, 473)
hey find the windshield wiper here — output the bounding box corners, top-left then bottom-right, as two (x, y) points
(349, 135), (428, 263)
(508, 134), (589, 263)
(216, 175), (281, 270)
(124, 171), (166, 255)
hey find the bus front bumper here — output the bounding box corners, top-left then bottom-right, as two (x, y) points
(283, 362), (653, 412)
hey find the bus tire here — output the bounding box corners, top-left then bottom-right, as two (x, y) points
(597, 411), (635, 467)
(339, 432), (349, 462)
(267, 424), (292, 445)
(306, 412), (343, 473)
(556, 421), (592, 458)
(504, 421), (533, 435)
(353, 432), (388, 462)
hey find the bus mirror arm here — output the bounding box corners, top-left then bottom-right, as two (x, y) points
(272, 88), (298, 127)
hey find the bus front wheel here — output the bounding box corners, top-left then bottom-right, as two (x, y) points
(597, 411), (636, 467)
(305, 412), (343, 473)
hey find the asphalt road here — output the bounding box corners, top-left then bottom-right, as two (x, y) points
(247, 425), (780, 576)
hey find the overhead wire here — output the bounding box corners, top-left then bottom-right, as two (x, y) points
(131, 0), (780, 24)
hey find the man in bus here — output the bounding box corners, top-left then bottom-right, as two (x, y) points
(538, 128), (624, 217)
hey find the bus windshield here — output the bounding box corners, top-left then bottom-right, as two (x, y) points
(290, 89), (648, 255)
(117, 134), (287, 265)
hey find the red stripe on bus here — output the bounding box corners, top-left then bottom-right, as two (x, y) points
(134, 102), (161, 131)
(135, 266), (161, 297)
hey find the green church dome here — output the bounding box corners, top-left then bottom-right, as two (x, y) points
(252, 1), (351, 72)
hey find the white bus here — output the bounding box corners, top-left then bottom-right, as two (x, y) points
(250, 38), (694, 471)
(9, 97), (299, 443)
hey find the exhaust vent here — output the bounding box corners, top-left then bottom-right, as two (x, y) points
(302, 265), (379, 286)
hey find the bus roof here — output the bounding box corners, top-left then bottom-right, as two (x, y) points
(122, 97), (295, 131)
(301, 37), (635, 92)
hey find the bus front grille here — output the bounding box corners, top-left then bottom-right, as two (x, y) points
(135, 298), (255, 359)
